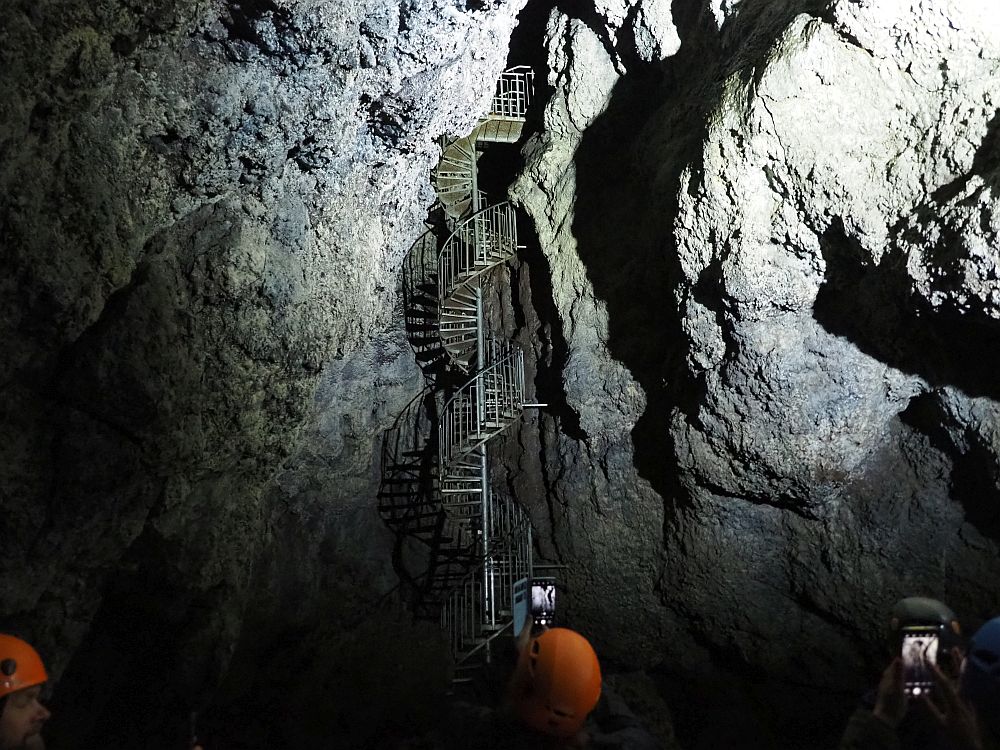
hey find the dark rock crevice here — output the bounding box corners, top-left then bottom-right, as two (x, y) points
(930, 108), (1000, 203)
(568, 2), (719, 504)
(814, 218), (1000, 402)
(45, 501), (241, 748)
(517, 236), (588, 442)
(901, 393), (1000, 544)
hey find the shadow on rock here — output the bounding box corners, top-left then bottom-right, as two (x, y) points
(900, 392), (1000, 544)
(813, 217), (1000, 402)
(568, 1), (720, 507)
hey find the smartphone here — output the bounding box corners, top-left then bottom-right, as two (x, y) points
(530, 577), (556, 627)
(901, 626), (939, 697)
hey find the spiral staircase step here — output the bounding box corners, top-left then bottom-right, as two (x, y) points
(476, 116), (524, 144)
(440, 310), (477, 322)
(433, 133), (479, 218)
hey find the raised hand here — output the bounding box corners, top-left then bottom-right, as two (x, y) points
(922, 657), (983, 750)
(873, 658), (907, 728)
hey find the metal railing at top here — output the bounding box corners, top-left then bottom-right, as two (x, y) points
(438, 201), (518, 305)
(490, 66), (534, 120)
(438, 340), (525, 472)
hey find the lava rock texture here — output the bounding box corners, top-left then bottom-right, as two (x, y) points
(0, 0), (523, 746)
(3, 0), (1000, 747)
(510, 0), (1000, 747)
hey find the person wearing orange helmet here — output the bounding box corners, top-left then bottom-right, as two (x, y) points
(0, 635), (51, 750)
(508, 622), (603, 742)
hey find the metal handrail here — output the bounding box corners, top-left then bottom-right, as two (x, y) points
(440, 496), (532, 666)
(438, 201), (518, 305)
(398, 66), (537, 683)
(438, 340), (525, 473)
(490, 66), (534, 120)
(482, 494), (533, 629)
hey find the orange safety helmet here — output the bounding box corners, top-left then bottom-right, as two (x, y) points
(0, 634), (48, 699)
(513, 627), (602, 738)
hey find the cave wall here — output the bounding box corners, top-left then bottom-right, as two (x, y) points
(508, 0), (1000, 746)
(0, 0), (525, 746)
(4, 0), (1000, 746)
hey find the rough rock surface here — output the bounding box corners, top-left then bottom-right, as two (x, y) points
(511, 0), (1000, 746)
(0, 0), (523, 745)
(4, 0), (1000, 746)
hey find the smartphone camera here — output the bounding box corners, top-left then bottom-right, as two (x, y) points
(901, 626), (940, 697)
(530, 577), (556, 628)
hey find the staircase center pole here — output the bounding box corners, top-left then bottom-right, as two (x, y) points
(469, 133), (496, 661)
(475, 285), (494, 663)
(470, 138), (480, 215)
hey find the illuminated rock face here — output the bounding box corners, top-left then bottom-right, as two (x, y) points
(3, 0), (999, 745)
(511, 0), (1000, 744)
(0, 0), (522, 745)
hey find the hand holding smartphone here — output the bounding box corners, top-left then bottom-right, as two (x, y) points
(901, 626), (940, 697)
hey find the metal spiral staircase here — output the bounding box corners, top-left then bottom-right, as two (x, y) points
(383, 66), (538, 683)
